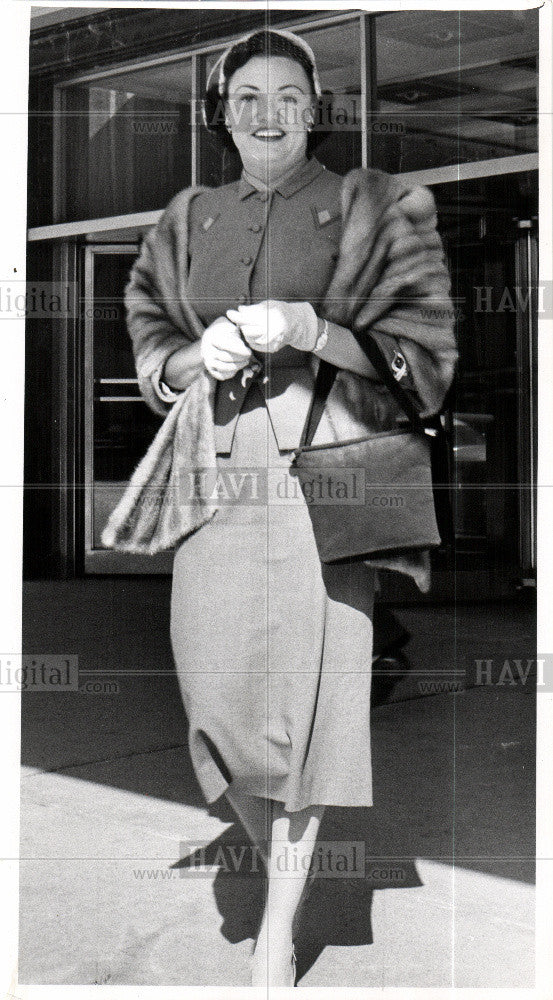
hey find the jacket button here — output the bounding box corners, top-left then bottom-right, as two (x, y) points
(257, 191), (269, 202)
(237, 293), (248, 303)
(249, 223), (261, 233)
(241, 255), (252, 265)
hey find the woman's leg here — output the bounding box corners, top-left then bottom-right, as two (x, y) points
(225, 786), (271, 867)
(251, 800), (325, 985)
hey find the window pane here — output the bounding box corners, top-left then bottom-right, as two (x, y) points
(61, 57), (193, 221)
(198, 49), (242, 189)
(296, 20), (362, 175)
(373, 10), (538, 173)
(88, 250), (165, 548)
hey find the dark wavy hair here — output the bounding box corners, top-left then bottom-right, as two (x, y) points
(202, 30), (330, 154)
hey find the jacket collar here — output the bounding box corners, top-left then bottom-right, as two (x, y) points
(238, 156), (324, 200)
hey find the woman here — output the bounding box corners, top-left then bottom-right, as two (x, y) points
(122, 28), (456, 986)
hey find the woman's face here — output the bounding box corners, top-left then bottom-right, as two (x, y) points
(225, 55), (314, 178)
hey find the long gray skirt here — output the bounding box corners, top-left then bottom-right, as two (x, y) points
(170, 382), (375, 812)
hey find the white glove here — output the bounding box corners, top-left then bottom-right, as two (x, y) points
(200, 316), (253, 380)
(226, 300), (319, 354)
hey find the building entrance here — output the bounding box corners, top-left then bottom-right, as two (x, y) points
(83, 171), (537, 598)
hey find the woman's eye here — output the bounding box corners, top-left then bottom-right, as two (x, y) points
(238, 94), (256, 104)
(280, 95), (298, 105)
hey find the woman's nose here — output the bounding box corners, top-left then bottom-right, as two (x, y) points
(254, 93), (279, 126)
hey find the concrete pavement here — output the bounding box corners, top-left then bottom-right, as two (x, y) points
(19, 580), (536, 987)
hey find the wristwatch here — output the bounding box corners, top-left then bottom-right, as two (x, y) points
(314, 317), (329, 353)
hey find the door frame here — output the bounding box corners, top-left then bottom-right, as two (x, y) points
(515, 217), (538, 585)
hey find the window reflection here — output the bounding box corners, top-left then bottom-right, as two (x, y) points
(57, 11), (540, 224)
(61, 57), (193, 221)
(373, 9), (538, 173)
(297, 20), (362, 175)
(88, 250), (164, 547)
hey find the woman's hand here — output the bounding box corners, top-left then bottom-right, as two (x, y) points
(200, 316), (253, 380)
(226, 300), (319, 353)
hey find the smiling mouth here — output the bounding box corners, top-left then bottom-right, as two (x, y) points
(253, 129), (285, 140)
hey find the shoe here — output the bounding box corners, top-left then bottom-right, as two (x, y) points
(291, 941), (297, 987)
(250, 938), (298, 987)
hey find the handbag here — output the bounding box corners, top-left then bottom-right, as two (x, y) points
(290, 330), (453, 563)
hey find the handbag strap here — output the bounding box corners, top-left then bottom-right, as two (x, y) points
(300, 356), (338, 448)
(300, 327), (439, 449)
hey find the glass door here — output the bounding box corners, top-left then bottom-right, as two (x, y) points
(385, 169), (538, 601)
(84, 244), (173, 572)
